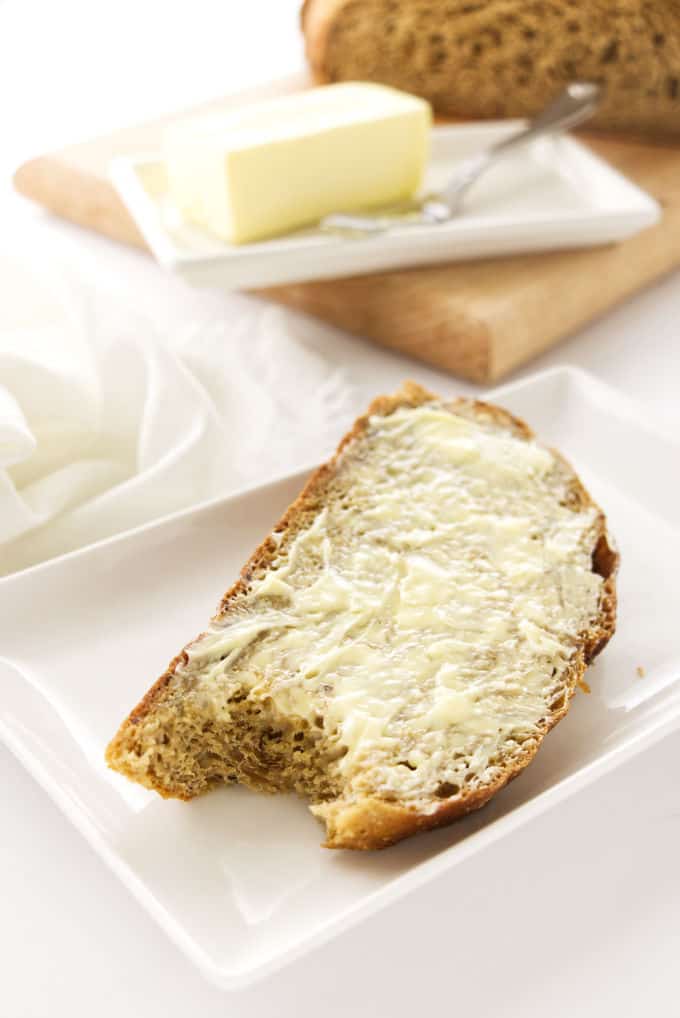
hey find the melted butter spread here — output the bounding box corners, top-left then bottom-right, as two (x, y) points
(181, 404), (603, 804)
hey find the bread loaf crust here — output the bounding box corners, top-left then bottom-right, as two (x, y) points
(302, 0), (680, 139)
(107, 382), (618, 849)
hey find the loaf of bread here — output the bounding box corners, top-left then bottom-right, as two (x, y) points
(106, 382), (618, 850)
(302, 0), (680, 138)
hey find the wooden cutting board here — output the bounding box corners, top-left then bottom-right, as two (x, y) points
(14, 73), (680, 382)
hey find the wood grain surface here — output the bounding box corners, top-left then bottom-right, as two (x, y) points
(14, 74), (680, 381)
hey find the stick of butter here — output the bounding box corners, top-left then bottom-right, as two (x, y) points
(163, 83), (431, 245)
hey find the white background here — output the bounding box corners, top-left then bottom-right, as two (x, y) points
(1, 1), (678, 1014)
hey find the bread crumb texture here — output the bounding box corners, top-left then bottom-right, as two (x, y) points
(106, 382), (618, 849)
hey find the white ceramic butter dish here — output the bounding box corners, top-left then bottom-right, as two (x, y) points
(111, 123), (660, 290)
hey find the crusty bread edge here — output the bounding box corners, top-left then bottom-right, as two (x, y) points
(300, 0), (337, 82)
(106, 381), (618, 849)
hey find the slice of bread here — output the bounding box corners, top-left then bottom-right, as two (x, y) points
(302, 0), (680, 139)
(106, 382), (618, 850)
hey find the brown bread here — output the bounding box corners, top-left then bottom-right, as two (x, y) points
(106, 383), (618, 849)
(302, 0), (680, 138)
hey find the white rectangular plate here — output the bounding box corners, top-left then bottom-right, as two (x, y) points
(1, 367), (679, 990)
(111, 124), (660, 289)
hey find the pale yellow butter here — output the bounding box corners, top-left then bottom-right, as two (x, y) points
(163, 83), (431, 244)
(180, 404), (604, 801)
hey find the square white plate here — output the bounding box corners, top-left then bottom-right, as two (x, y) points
(1, 367), (679, 990)
(111, 124), (660, 289)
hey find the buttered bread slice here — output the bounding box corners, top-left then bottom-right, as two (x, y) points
(106, 383), (618, 849)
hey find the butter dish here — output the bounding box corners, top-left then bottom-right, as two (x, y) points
(111, 122), (659, 290)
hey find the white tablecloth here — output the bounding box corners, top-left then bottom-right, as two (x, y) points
(0, 237), (365, 574)
(1, 1), (679, 1015)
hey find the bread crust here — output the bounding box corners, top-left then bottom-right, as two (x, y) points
(106, 381), (618, 847)
(301, 0), (344, 79)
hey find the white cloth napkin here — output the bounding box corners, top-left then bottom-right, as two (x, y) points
(0, 241), (362, 577)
